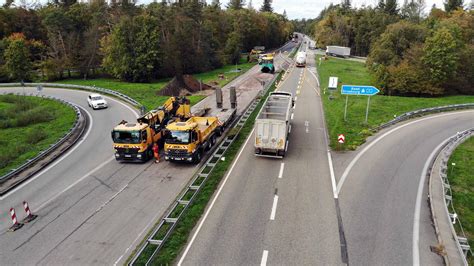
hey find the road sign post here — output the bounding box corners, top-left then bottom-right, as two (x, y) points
(341, 85), (379, 123)
(365, 96), (371, 124)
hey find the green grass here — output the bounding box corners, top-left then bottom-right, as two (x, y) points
(317, 55), (474, 150)
(0, 94), (76, 176)
(128, 71), (283, 266)
(194, 62), (255, 88)
(448, 137), (474, 264)
(53, 61), (255, 111)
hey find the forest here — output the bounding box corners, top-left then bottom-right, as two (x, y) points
(295, 0), (473, 96)
(0, 0), (293, 83)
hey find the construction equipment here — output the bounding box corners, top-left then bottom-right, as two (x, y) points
(164, 109), (235, 163)
(248, 46), (265, 63)
(254, 91), (293, 158)
(112, 97), (191, 162)
(259, 53), (275, 73)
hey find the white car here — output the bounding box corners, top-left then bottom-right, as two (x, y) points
(87, 93), (108, 109)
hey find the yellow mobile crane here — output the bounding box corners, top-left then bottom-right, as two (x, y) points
(111, 97), (191, 162)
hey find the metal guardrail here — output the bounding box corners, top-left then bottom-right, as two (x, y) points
(0, 82), (142, 109)
(0, 92), (85, 184)
(373, 103), (474, 131)
(438, 129), (474, 265)
(129, 71), (279, 266)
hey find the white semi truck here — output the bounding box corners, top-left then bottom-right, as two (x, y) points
(254, 91), (293, 158)
(326, 46), (351, 58)
(295, 51), (306, 67)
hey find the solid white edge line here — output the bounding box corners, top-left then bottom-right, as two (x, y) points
(261, 250), (269, 266)
(413, 138), (451, 266)
(270, 195), (279, 220)
(0, 106), (94, 200)
(327, 151), (338, 199)
(335, 110), (474, 196)
(177, 128), (255, 266)
(308, 69), (320, 87)
(278, 163), (285, 179)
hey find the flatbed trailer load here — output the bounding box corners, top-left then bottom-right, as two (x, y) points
(254, 91), (293, 158)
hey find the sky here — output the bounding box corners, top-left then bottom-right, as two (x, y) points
(0, 0), (448, 19)
(206, 0), (447, 19)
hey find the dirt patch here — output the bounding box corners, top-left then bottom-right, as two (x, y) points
(158, 75), (213, 96)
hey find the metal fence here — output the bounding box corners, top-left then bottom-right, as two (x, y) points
(373, 104), (474, 131)
(129, 71), (279, 266)
(438, 129), (474, 265)
(0, 83), (142, 109)
(0, 92), (86, 186)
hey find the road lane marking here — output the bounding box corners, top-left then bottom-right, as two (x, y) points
(285, 140), (289, 153)
(291, 113), (294, 120)
(336, 110), (474, 196)
(261, 250), (269, 266)
(307, 68), (320, 87)
(177, 128), (255, 265)
(293, 102), (296, 109)
(270, 195), (279, 220)
(278, 163), (285, 179)
(413, 137), (452, 266)
(0, 107), (94, 201)
(327, 152), (338, 199)
(294, 96), (297, 101)
(36, 156), (115, 211)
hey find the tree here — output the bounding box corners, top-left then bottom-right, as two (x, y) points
(444, 0), (463, 12)
(211, 0), (220, 8)
(102, 15), (162, 82)
(401, 0), (426, 22)
(4, 33), (32, 81)
(227, 0), (245, 10)
(341, 0), (351, 10)
(422, 27), (461, 85)
(260, 0), (273, 12)
(384, 0), (399, 15)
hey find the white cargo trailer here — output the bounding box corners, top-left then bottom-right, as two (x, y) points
(295, 51), (307, 67)
(326, 46), (351, 58)
(254, 91), (293, 158)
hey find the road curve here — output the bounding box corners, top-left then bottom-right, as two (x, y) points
(336, 110), (474, 265)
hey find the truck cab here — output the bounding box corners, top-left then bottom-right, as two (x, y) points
(112, 122), (160, 162)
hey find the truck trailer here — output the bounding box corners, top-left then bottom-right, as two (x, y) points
(326, 46), (351, 58)
(295, 51), (306, 67)
(254, 91), (293, 158)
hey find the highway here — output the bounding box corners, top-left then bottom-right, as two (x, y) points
(179, 41), (343, 265)
(336, 110), (474, 265)
(0, 41), (300, 265)
(178, 36), (474, 265)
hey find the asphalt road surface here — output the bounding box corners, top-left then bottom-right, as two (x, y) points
(336, 110), (474, 265)
(178, 36), (474, 266)
(179, 39), (343, 265)
(0, 47), (296, 265)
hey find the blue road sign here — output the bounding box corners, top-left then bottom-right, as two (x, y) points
(341, 85), (379, 96)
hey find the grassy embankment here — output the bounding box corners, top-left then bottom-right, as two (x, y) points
(0, 95), (76, 176)
(54, 61), (255, 111)
(129, 71), (284, 265)
(447, 137), (474, 264)
(316, 55), (474, 150)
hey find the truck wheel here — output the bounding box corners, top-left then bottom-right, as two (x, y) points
(194, 151), (202, 164)
(278, 150), (285, 157)
(211, 135), (216, 146)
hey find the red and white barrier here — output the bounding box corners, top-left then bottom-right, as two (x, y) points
(8, 207), (23, 231)
(10, 208), (18, 225)
(22, 201), (37, 223)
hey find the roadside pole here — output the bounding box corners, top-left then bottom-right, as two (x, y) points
(344, 95), (349, 122)
(365, 96), (371, 124)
